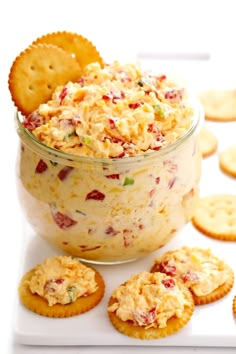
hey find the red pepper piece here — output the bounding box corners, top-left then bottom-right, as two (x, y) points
(156, 75), (166, 81)
(105, 173), (120, 179)
(133, 307), (156, 326)
(44, 278), (64, 292)
(159, 261), (177, 276)
(128, 102), (142, 109)
(35, 159), (48, 173)
(149, 189), (155, 197)
(117, 151), (125, 158)
(52, 211), (77, 230)
(161, 278), (176, 289)
(164, 88), (183, 101)
(86, 189), (105, 201)
(181, 270), (200, 283)
(59, 86), (68, 104)
(77, 77), (85, 86)
(168, 176), (176, 189)
(57, 166), (74, 181)
(123, 230), (134, 247)
(23, 111), (43, 131)
(105, 226), (119, 236)
(108, 118), (116, 129)
(79, 245), (101, 252)
(102, 90), (125, 103)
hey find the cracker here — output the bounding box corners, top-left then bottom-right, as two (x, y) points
(233, 295), (236, 316)
(8, 43), (81, 116)
(191, 265), (234, 305)
(198, 89), (236, 121)
(191, 194), (236, 241)
(198, 125), (218, 158)
(32, 31), (104, 70)
(150, 246), (234, 305)
(107, 287), (193, 340)
(219, 145), (236, 178)
(107, 273), (194, 340)
(18, 264), (105, 318)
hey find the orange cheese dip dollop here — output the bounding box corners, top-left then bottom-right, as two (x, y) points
(154, 247), (232, 297)
(107, 271), (191, 329)
(28, 255), (98, 306)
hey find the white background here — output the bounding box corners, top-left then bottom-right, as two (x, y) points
(0, 1), (236, 353)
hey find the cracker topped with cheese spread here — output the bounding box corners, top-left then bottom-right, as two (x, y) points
(151, 246), (234, 305)
(107, 271), (194, 340)
(18, 255), (105, 317)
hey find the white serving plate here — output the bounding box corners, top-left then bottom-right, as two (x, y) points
(13, 119), (236, 347)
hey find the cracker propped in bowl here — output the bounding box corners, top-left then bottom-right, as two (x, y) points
(8, 43), (82, 116)
(31, 31), (104, 70)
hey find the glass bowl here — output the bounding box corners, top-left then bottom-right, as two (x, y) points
(15, 97), (203, 264)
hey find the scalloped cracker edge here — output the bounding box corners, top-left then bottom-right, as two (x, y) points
(32, 31), (104, 70)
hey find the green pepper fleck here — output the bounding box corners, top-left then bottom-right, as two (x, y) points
(75, 209), (86, 216)
(64, 130), (76, 140)
(82, 135), (92, 145)
(137, 79), (144, 87)
(50, 160), (58, 166)
(67, 286), (77, 303)
(153, 104), (165, 118)
(123, 177), (134, 186)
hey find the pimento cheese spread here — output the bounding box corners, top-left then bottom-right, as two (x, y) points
(28, 256), (97, 306)
(23, 61), (193, 158)
(107, 271), (190, 328)
(154, 247), (231, 296)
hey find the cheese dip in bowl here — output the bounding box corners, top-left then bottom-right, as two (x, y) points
(15, 61), (203, 264)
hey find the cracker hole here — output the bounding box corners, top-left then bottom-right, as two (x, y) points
(48, 64), (54, 70)
(30, 65), (35, 71)
(209, 211), (216, 218)
(226, 209), (233, 215)
(28, 85), (33, 91)
(227, 219), (234, 227)
(47, 84), (52, 90)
